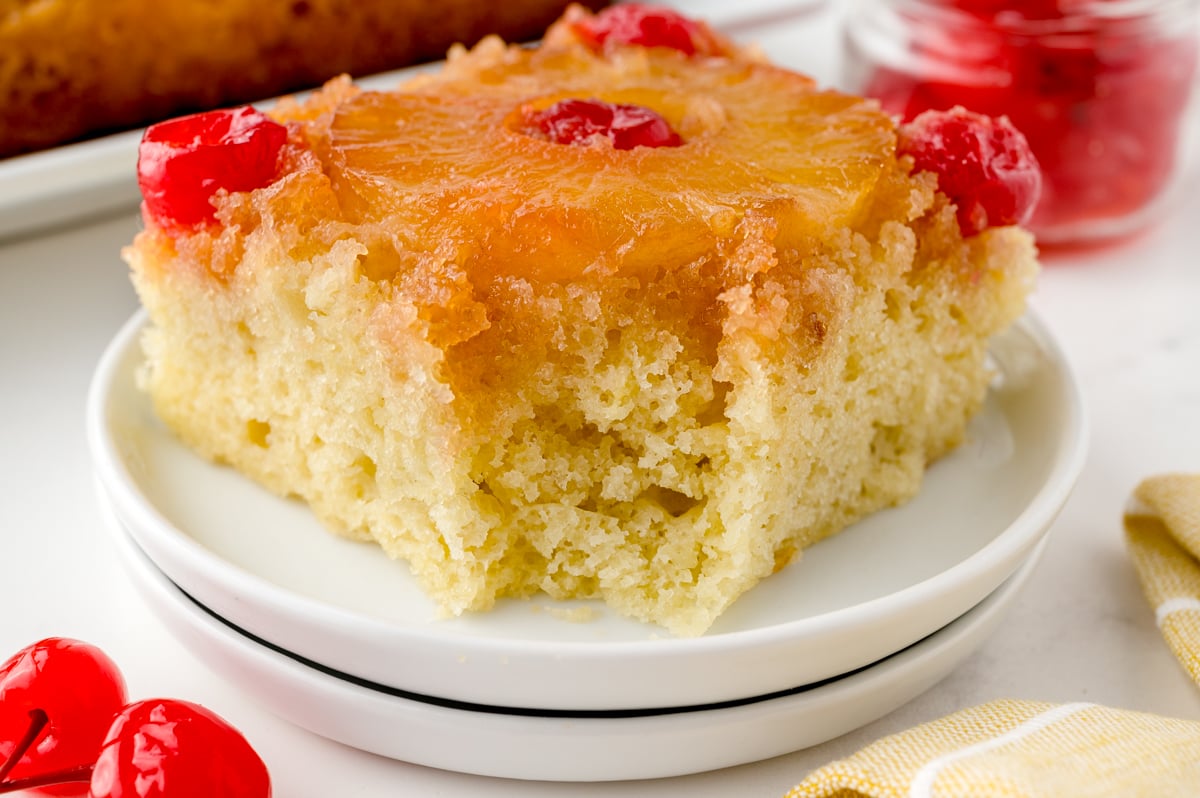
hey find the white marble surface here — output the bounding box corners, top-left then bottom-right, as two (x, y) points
(3, 2), (1200, 795)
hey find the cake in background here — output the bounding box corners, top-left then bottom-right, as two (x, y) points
(124, 4), (1040, 636)
(0, 0), (605, 158)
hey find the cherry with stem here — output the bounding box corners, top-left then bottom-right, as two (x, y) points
(0, 638), (127, 795)
(0, 709), (93, 793)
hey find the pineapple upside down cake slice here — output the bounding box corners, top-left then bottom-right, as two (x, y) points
(125, 3), (1039, 636)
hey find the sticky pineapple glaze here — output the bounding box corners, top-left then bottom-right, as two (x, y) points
(127, 29), (1037, 636)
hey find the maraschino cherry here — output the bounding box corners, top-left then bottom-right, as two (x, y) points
(88, 700), (271, 798)
(137, 106), (288, 230)
(0, 638), (127, 794)
(0, 639), (271, 797)
(897, 106), (1042, 236)
(521, 98), (683, 150)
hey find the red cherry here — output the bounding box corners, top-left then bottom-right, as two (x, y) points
(521, 98), (683, 150)
(573, 4), (722, 56)
(137, 106), (288, 230)
(87, 699), (270, 798)
(0, 638), (127, 794)
(897, 106), (1042, 236)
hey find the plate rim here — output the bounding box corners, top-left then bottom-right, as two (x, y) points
(103, 492), (1048, 720)
(110, 506), (1044, 781)
(87, 308), (1087, 708)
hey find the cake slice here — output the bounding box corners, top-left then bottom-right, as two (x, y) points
(125, 4), (1039, 636)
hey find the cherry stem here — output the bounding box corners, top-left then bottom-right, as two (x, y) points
(0, 710), (94, 793)
(0, 764), (93, 793)
(0, 709), (48, 783)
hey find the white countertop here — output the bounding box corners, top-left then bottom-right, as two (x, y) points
(3, 2), (1200, 795)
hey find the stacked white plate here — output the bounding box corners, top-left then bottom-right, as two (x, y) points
(87, 310), (1086, 782)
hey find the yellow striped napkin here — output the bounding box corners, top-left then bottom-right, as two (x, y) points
(784, 699), (1200, 797)
(783, 473), (1200, 797)
(1125, 473), (1200, 684)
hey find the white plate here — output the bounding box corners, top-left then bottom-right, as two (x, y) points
(105, 496), (1046, 782)
(0, 131), (145, 241)
(87, 310), (1085, 711)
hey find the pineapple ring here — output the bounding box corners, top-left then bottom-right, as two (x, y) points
(317, 41), (898, 284)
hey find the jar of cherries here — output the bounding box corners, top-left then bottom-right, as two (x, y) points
(844, 0), (1200, 245)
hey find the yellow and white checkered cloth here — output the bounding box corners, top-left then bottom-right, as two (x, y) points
(783, 473), (1200, 798)
(1125, 474), (1200, 684)
(785, 699), (1200, 797)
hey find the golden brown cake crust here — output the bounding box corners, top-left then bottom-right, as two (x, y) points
(0, 0), (604, 158)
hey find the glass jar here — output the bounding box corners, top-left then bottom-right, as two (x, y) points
(844, 0), (1200, 245)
